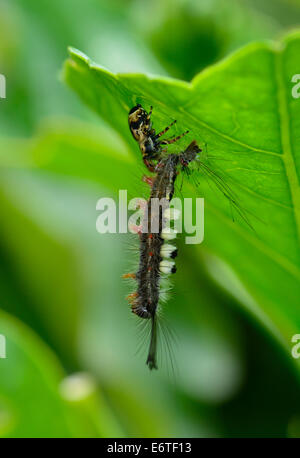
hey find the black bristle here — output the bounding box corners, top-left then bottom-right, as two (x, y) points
(170, 249), (178, 259)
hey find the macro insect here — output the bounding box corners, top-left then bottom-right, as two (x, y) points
(126, 104), (201, 370)
(126, 104), (252, 370)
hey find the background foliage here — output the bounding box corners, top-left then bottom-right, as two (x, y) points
(0, 0), (300, 438)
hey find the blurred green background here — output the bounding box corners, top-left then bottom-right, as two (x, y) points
(0, 0), (300, 438)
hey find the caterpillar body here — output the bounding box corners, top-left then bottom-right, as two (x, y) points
(125, 104), (253, 370)
(126, 103), (200, 370)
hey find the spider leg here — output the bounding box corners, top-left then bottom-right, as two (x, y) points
(155, 120), (177, 138)
(147, 106), (153, 120)
(160, 130), (189, 145)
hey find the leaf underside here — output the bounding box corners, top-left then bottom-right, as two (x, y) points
(63, 33), (300, 372)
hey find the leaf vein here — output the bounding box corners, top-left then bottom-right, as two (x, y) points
(274, 51), (300, 250)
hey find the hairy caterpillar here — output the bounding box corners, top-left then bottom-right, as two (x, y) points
(126, 103), (200, 369)
(126, 104), (253, 370)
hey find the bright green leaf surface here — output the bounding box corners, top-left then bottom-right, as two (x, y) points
(63, 32), (300, 371)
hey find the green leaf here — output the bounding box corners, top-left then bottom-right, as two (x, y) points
(63, 31), (300, 372)
(2, 127), (300, 436)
